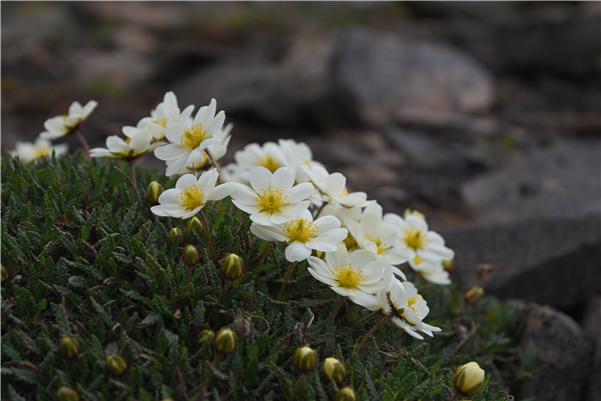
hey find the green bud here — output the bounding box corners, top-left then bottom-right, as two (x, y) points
(221, 253), (244, 280)
(335, 387), (356, 401)
(293, 346), (318, 373)
(198, 329), (215, 344)
(464, 287), (485, 305)
(187, 216), (203, 234)
(59, 336), (80, 358)
(106, 354), (127, 375)
(1, 264), (8, 283)
(57, 386), (79, 401)
(182, 245), (200, 265)
(322, 357), (346, 384)
(454, 361), (485, 395)
(168, 227), (184, 243)
(214, 328), (237, 354)
(147, 181), (163, 204)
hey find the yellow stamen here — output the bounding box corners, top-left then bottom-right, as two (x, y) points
(407, 295), (423, 313)
(178, 185), (204, 211)
(284, 219), (316, 243)
(154, 118), (168, 128)
(404, 228), (426, 251)
(343, 234), (359, 251)
(258, 156), (283, 173)
(181, 124), (209, 150)
(335, 266), (364, 289)
(366, 235), (389, 255)
(33, 147), (51, 159)
(412, 256), (423, 266)
(256, 187), (287, 215)
(340, 187), (349, 196)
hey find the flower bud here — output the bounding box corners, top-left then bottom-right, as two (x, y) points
(198, 329), (215, 344)
(1, 264), (8, 283)
(293, 346), (318, 373)
(464, 287), (485, 305)
(221, 253), (244, 280)
(106, 354), (127, 375)
(335, 387), (356, 401)
(182, 245), (200, 265)
(454, 361), (485, 395)
(59, 336), (80, 358)
(168, 227), (183, 243)
(187, 216), (203, 234)
(214, 328), (237, 354)
(57, 386), (79, 401)
(443, 258), (455, 271)
(322, 357), (346, 384)
(147, 181), (163, 204)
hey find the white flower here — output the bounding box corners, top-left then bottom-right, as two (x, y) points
(303, 165), (370, 208)
(227, 166), (314, 226)
(150, 169), (230, 219)
(226, 141), (288, 183)
(166, 124), (232, 177)
(40, 100), (97, 140)
(90, 126), (157, 160)
(385, 212), (454, 267)
(138, 91), (193, 141)
(154, 98), (227, 177)
(10, 137), (67, 162)
(250, 210), (347, 262)
(410, 256), (451, 285)
(307, 245), (386, 307)
(345, 203), (407, 266)
(278, 139), (324, 182)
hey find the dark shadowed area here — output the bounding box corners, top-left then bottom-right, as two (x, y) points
(2, 3), (601, 400)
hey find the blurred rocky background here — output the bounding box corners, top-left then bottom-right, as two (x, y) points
(2, 3), (600, 399)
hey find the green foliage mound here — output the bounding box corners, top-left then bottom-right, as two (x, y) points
(1, 155), (526, 401)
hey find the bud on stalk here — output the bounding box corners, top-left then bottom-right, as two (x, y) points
(464, 287), (485, 305)
(198, 329), (215, 344)
(182, 245), (200, 265)
(293, 346), (318, 373)
(454, 361), (485, 395)
(106, 354), (128, 375)
(168, 227), (183, 243)
(59, 336), (80, 358)
(147, 181), (163, 204)
(221, 253), (244, 280)
(57, 386), (79, 401)
(214, 328), (237, 354)
(187, 216), (203, 234)
(321, 357), (346, 384)
(335, 387), (356, 401)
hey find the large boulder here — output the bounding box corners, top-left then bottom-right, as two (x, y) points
(583, 297), (601, 401)
(513, 302), (593, 401)
(444, 215), (601, 309)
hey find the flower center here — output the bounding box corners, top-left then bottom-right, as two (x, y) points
(412, 256), (423, 266)
(335, 266), (364, 289)
(178, 185), (204, 211)
(404, 228), (426, 251)
(343, 234), (359, 251)
(366, 235), (389, 255)
(154, 118), (168, 128)
(258, 156), (283, 173)
(181, 124), (209, 150)
(284, 219), (316, 243)
(33, 147), (51, 159)
(407, 295), (422, 313)
(256, 187), (287, 215)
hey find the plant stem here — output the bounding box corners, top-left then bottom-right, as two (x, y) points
(129, 160), (137, 187)
(204, 150), (222, 183)
(353, 316), (387, 353)
(352, 311), (380, 329)
(277, 261), (299, 300)
(75, 128), (91, 159)
(328, 297), (346, 320)
(199, 209), (215, 259)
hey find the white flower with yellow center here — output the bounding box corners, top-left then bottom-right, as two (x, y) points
(90, 126), (157, 160)
(307, 245), (386, 307)
(138, 91), (193, 141)
(344, 203), (407, 267)
(40, 100), (97, 140)
(225, 142), (288, 183)
(385, 212), (454, 267)
(250, 210), (347, 262)
(227, 166), (314, 226)
(278, 139), (325, 183)
(10, 137), (67, 162)
(150, 169), (230, 219)
(303, 165), (370, 208)
(154, 98), (226, 177)
(410, 255), (451, 285)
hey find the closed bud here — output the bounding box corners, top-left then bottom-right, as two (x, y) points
(1, 264), (7, 283)
(106, 354), (127, 375)
(233, 314), (251, 336)
(182, 245), (200, 265)
(214, 328), (237, 354)
(293, 346), (318, 373)
(59, 336), (80, 358)
(198, 329), (215, 344)
(221, 253), (244, 280)
(147, 181), (163, 204)
(443, 258), (455, 271)
(322, 357), (346, 384)
(454, 361), (485, 395)
(336, 387), (356, 401)
(57, 386), (79, 401)
(187, 216), (203, 234)
(464, 287), (485, 305)
(168, 227), (183, 243)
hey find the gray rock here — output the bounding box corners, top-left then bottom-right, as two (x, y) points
(583, 297), (601, 401)
(444, 215), (601, 309)
(514, 302), (593, 401)
(462, 139), (601, 224)
(332, 29), (494, 125)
